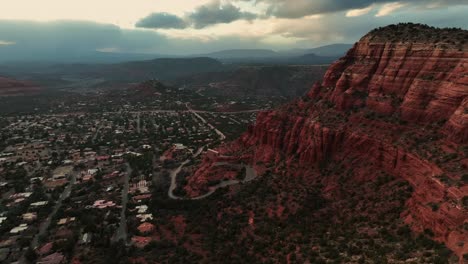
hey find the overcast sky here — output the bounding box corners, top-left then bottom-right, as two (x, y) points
(0, 0), (467, 60)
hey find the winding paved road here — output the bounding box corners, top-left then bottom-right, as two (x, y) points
(168, 160), (190, 200)
(168, 160), (257, 200)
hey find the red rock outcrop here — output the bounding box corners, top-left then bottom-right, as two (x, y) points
(316, 37), (467, 126)
(0, 76), (41, 96)
(187, 24), (468, 261)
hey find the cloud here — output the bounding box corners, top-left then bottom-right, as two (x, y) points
(0, 20), (120, 51)
(239, 0), (466, 18)
(272, 5), (468, 45)
(376, 2), (406, 16)
(0, 20), (171, 61)
(250, 0), (390, 18)
(135, 0), (467, 30)
(346, 6), (374, 17)
(0, 19), (277, 61)
(188, 0), (256, 28)
(0, 40), (15, 46)
(136, 0), (257, 29)
(136, 13), (187, 29)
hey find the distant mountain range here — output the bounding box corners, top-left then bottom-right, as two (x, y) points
(0, 43), (352, 65)
(282, 44), (354, 57)
(195, 44), (353, 64)
(200, 49), (278, 59)
(0, 57), (229, 91)
(0, 43), (352, 93)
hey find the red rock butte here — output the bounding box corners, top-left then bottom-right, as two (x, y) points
(187, 23), (468, 260)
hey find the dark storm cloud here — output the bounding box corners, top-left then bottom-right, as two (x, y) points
(239, 0), (468, 18)
(0, 19), (271, 62)
(135, 0), (468, 30)
(188, 0), (256, 28)
(136, 0), (256, 29)
(0, 20), (121, 51)
(0, 20), (170, 62)
(136, 13), (187, 29)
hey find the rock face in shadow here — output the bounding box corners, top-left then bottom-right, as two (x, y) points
(186, 24), (468, 260)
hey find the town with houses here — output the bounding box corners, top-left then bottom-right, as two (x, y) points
(0, 87), (261, 263)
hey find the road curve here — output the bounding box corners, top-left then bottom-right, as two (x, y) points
(168, 160), (257, 200)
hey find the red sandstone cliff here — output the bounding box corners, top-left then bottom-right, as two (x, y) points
(187, 24), (468, 261)
(0, 76), (41, 96)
